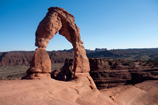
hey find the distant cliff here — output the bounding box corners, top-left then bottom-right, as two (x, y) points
(0, 51), (73, 66)
(87, 48), (158, 61)
(0, 48), (158, 66)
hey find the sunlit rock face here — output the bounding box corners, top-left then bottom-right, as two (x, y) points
(23, 7), (91, 80)
(22, 48), (51, 79)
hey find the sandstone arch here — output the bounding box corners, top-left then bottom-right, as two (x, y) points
(35, 7), (90, 74)
(23, 7), (90, 79)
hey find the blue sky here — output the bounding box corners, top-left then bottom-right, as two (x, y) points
(0, 0), (158, 52)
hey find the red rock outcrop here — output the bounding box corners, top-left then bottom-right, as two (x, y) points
(51, 58), (74, 81)
(35, 7), (90, 75)
(22, 48), (51, 79)
(23, 6), (95, 90)
(52, 58), (158, 89)
(89, 59), (158, 89)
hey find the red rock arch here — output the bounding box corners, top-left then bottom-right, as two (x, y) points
(35, 7), (90, 75)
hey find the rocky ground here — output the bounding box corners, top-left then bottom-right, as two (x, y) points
(89, 58), (158, 89)
(1, 59), (158, 89)
(100, 80), (158, 105)
(0, 59), (158, 105)
(52, 58), (158, 89)
(0, 79), (157, 105)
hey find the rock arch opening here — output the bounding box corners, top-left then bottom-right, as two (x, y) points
(46, 32), (72, 51)
(23, 7), (90, 79)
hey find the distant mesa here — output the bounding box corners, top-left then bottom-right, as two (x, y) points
(0, 48), (158, 66)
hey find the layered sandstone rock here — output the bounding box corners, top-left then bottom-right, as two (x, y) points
(23, 6), (93, 89)
(0, 51), (74, 66)
(22, 48), (51, 79)
(0, 79), (116, 105)
(89, 58), (111, 70)
(52, 58), (158, 89)
(35, 7), (90, 74)
(51, 58), (74, 81)
(89, 59), (158, 89)
(0, 51), (34, 66)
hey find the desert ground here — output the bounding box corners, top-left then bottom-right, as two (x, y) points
(0, 62), (158, 105)
(0, 78), (158, 105)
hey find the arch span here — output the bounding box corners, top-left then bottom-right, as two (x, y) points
(35, 7), (90, 75)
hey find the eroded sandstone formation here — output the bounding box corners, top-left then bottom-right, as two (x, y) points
(35, 7), (90, 74)
(23, 7), (92, 83)
(51, 59), (74, 81)
(52, 58), (158, 89)
(22, 48), (51, 79)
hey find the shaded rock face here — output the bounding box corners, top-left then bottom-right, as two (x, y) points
(90, 59), (158, 89)
(51, 58), (132, 88)
(89, 58), (110, 70)
(51, 59), (74, 81)
(127, 69), (158, 84)
(52, 58), (158, 89)
(91, 69), (131, 89)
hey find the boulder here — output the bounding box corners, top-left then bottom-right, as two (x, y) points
(51, 59), (74, 81)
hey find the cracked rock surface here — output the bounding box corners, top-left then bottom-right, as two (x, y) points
(1, 79), (158, 105)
